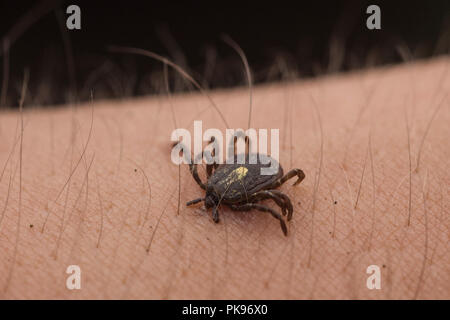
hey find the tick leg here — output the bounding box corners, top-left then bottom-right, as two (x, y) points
(186, 198), (204, 206)
(255, 190), (294, 221)
(268, 190), (294, 221)
(206, 163), (213, 177)
(206, 160), (219, 177)
(249, 190), (291, 218)
(173, 141), (207, 190)
(206, 136), (219, 178)
(228, 203), (288, 236)
(212, 206), (220, 223)
(189, 151), (207, 190)
(270, 168), (305, 189)
(206, 162), (218, 178)
(189, 164), (206, 190)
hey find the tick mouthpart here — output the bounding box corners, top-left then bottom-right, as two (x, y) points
(204, 195), (217, 209)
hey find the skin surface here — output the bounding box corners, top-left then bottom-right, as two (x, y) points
(0, 57), (449, 299)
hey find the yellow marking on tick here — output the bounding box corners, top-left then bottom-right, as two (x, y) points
(233, 167), (248, 179)
(223, 166), (248, 187)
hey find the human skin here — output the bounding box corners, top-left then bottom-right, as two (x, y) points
(0, 57), (448, 299)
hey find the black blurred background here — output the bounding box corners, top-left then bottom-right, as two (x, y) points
(0, 0), (449, 107)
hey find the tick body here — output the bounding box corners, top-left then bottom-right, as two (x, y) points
(186, 153), (305, 236)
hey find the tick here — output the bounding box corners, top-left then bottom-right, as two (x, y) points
(186, 139), (305, 236)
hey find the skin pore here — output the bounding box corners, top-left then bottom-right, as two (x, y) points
(0, 56), (448, 299)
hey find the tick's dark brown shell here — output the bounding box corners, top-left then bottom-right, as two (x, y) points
(206, 153), (283, 203)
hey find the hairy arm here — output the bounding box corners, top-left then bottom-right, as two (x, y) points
(0, 57), (448, 299)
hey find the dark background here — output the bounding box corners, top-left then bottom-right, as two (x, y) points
(0, 0), (449, 107)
